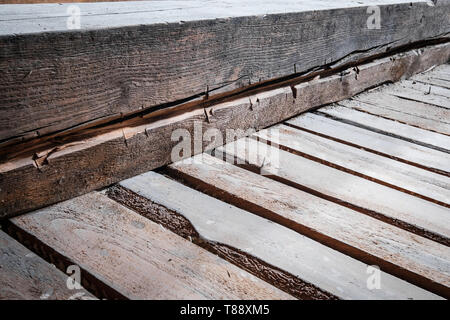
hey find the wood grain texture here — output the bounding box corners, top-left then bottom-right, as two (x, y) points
(286, 113), (450, 175)
(320, 105), (450, 152)
(119, 171), (441, 300)
(0, 43), (448, 219)
(167, 154), (450, 297)
(0, 230), (95, 300)
(254, 124), (450, 207)
(9, 192), (293, 300)
(382, 84), (450, 109)
(339, 94), (450, 135)
(0, 0), (449, 142)
(217, 138), (450, 243)
(395, 80), (450, 98)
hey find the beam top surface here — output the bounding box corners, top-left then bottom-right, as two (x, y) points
(0, 0), (436, 36)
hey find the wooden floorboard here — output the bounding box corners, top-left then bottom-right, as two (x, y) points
(216, 138), (450, 244)
(254, 124), (450, 207)
(383, 87), (450, 109)
(2, 35), (449, 300)
(286, 113), (450, 175)
(338, 95), (450, 135)
(117, 171), (441, 300)
(166, 154), (450, 297)
(9, 192), (293, 300)
(0, 230), (95, 300)
(1, 0), (449, 143)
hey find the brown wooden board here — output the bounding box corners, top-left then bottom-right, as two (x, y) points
(118, 171), (442, 300)
(286, 113), (450, 175)
(1, 44), (448, 219)
(0, 230), (95, 300)
(0, 1), (449, 143)
(338, 94), (450, 135)
(254, 124), (450, 207)
(166, 154), (450, 297)
(9, 192), (293, 300)
(217, 138), (450, 244)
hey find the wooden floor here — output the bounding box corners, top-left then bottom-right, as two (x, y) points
(1, 65), (449, 300)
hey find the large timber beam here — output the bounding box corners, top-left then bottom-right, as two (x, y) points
(0, 0), (449, 144)
(0, 41), (449, 218)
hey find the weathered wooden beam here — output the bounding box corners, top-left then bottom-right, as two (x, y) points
(0, 0), (449, 143)
(0, 43), (448, 218)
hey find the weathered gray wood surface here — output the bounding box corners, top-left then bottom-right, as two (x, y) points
(0, 230), (94, 300)
(339, 94), (450, 135)
(118, 171), (442, 300)
(0, 0), (449, 142)
(167, 154), (450, 297)
(320, 105), (450, 152)
(382, 84), (450, 108)
(1, 43), (448, 219)
(254, 124), (450, 206)
(286, 113), (450, 175)
(9, 192), (293, 300)
(217, 138), (450, 243)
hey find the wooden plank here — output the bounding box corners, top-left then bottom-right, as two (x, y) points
(254, 124), (450, 207)
(286, 113), (450, 175)
(0, 230), (95, 300)
(429, 65), (450, 81)
(0, 1), (449, 143)
(412, 74), (450, 90)
(395, 80), (450, 98)
(118, 170), (442, 300)
(411, 64), (450, 89)
(1, 43), (448, 219)
(381, 84), (450, 109)
(167, 154), (450, 297)
(319, 105), (450, 152)
(339, 95), (450, 135)
(217, 138), (450, 243)
(9, 192), (293, 300)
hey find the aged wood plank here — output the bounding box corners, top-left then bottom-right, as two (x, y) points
(395, 80), (450, 98)
(254, 124), (450, 207)
(381, 84), (450, 109)
(339, 95), (450, 135)
(412, 74), (450, 90)
(1, 43), (448, 219)
(0, 0), (449, 142)
(9, 192), (293, 300)
(167, 154), (450, 297)
(412, 65), (450, 86)
(118, 171), (441, 300)
(286, 113), (450, 175)
(217, 138), (450, 243)
(319, 105), (450, 152)
(0, 230), (95, 300)
(430, 65), (450, 81)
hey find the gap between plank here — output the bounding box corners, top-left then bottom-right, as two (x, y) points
(283, 122), (450, 178)
(105, 184), (336, 300)
(314, 111), (450, 154)
(338, 101), (450, 137)
(161, 164), (450, 298)
(252, 135), (450, 209)
(213, 145), (449, 246)
(1, 220), (127, 300)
